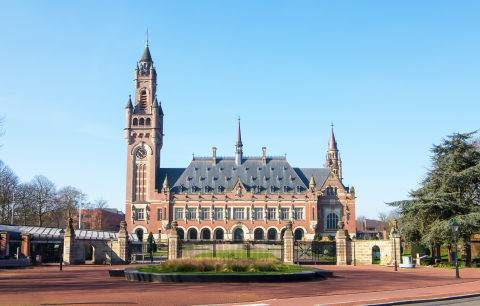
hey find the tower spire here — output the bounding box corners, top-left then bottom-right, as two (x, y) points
(140, 29), (153, 63)
(328, 123), (338, 150)
(235, 117), (243, 166)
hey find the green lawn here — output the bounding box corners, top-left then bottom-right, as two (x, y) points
(132, 264), (315, 274)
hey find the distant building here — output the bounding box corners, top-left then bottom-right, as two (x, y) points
(356, 219), (386, 240)
(72, 208), (125, 231)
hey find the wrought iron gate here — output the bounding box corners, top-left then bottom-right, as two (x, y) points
(178, 240), (284, 261)
(294, 240), (336, 265)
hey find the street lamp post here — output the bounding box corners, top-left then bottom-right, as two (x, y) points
(11, 190), (15, 225)
(109, 236), (114, 266)
(59, 229), (65, 271)
(352, 235), (356, 266)
(392, 230), (398, 272)
(450, 221), (460, 279)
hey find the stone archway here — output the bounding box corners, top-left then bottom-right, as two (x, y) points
(372, 246), (381, 264)
(294, 228), (304, 240)
(201, 229), (211, 240)
(214, 229), (224, 240)
(85, 244), (94, 263)
(234, 228), (244, 241)
(188, 228), (198, 240)
(177, 228), (185, 240)
(254, 228), (264, 240)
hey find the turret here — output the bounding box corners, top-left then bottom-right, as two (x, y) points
(325, 124), (342, 180)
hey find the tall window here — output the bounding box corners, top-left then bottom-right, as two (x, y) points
(254, 208), (263, 220)
(187, 208), (197, 219)
(227, 208), (231, 220)
(214, 208), (223, 220)
(201, 208), (210, 220)
(135, 208), (145, 220)
(326, 213), (339, 230)
(267, 208), (276, 220)
(280, 208), (289, 220)
(233, 208), (244, 220)
(146, 118), (151, 126)
(140, 91), (147, 109)
(294, 208), (303, 220)
(157, 208), (162, 220)
(174, 208), (184, 220)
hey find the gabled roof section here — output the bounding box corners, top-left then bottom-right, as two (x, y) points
(163, 159), (310, 194)
(293, 168), (331, 190)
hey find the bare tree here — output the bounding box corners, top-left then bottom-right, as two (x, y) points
(90, 197), (109, 230)
(356, 215), (366, 223)
(0, 160), (19, 223)
(14, 183), (35, 226)
(30, 175), (56, 226)
(378, 209), (401, 238)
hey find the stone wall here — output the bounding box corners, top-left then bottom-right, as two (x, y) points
(347, 239), (401, 265)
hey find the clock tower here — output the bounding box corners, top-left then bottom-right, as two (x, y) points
(125, 39), (164, 226)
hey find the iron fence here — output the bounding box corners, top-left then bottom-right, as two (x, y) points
(178, 240), (284, 261)
(294, 240), (336, 265)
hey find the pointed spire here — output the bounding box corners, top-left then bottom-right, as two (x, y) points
(328, 123), (338, 151)
(236, 117), (243, 147)
(152, 95), (158, 108)
(309, 175), (316, 189)
(158, 100), (164, 116)
(163, 175), (169, 189)
(126, 95), (133, 109)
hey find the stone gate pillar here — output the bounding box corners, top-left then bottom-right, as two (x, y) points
(283, 220), (294, 264)
(63, 217), (76, 265)
(117, 221), (129, 264)
(168, 221), (179, 260)
(336, 221), (347, 265)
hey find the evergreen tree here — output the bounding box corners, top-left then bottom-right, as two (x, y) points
(147, 232), (156, 253)
(389, 131), (480, 249)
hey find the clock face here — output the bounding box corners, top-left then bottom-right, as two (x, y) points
(136, 148), (147, 159)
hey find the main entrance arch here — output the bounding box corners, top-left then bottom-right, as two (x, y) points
(233, 228), (244, 241)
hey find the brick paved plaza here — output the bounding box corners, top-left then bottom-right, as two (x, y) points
(1, 264), (480, 306)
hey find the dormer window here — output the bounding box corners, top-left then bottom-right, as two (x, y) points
(191, 185), (195, 193)
(276, 175), (280, 181)
(217, 186), (222, 193)
(178, 185), (183, 193)
(283, 186), (287, 193)
(204, 186), (208, 193)
(296, 185), (301, 193)
(270, 185), (275, 193)
(289, 176), (293, 181)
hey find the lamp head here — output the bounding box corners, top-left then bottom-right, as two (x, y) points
(391, 229), (398, 238)
(59, 229), (65, 235)
(450, 220), (459, 232)
(352, 235), (356, 242)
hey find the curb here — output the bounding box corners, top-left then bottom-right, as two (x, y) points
(361, 292), (480, 306)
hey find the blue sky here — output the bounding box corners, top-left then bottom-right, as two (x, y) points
(0, 1), (479, 219)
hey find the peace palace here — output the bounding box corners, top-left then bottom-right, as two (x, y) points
(125, 42), (356, 242)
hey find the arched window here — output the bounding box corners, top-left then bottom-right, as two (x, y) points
(326, 213), (339, 230)
(139, 118), (145, 126)
(133, 118), (138, 126)
(146, 118), (151, 126)
(294, 228), (304, 240)
(267, 229), (276, 240)
(135, 228), (144, 241)
(177, 228), (184, 240)
(188, 229), (198, 240)
(215, 229), (224, 240)
(254, 228), (264, 240)
(201, 229), (211, 240)
(280, 229), (286, 240)
(140, 91), (147, 109)
(234, 228), (244, 240)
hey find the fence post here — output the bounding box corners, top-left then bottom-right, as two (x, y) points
(283, 220), (294, 264)
(335, 221), (348, 265)
(168, 221), (179, 260)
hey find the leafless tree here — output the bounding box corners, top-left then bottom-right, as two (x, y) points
(378, 209), (401, 238)
(0, 160), (19, 223)
(14, 183), (35, 226)
(356, 215), (366, 223)
(30, 175), (56, 226)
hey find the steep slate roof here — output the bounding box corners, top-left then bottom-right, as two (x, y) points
(140, 46), (153, 62)
(157, 159), (332, 194)
(0, 224), (139, 242)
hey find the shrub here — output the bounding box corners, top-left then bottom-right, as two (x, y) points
(314, 233), (323, 241)
(328, 235), (334, 241)
(153, 258), (288, 273)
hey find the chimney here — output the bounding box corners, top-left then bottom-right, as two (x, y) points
(262, 147), (266, 165)
(212, 147), (217, 165)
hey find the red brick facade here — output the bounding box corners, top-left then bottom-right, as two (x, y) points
(125, 44), (356, 241)
(72, 209), (125, 231)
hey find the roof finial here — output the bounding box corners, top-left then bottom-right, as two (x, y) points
(331, 122), (334, 129)
(236, 117), (242, 147)
(145, 28), (150, 47)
